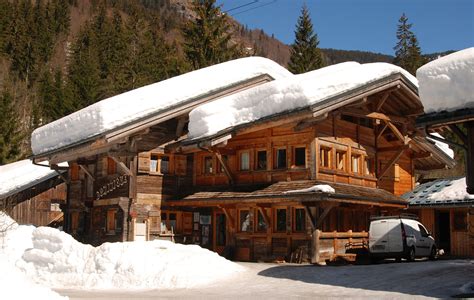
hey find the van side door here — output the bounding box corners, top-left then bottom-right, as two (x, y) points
(417, 224), (432, 256)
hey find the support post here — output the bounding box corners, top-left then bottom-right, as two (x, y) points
(311, 229), (321, 264)
(466, 121), (474, 194)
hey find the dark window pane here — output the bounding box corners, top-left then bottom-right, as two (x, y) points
(295, 208), (305, 232)
(257, 210), (267, 232)
(240, 210), (253, 232)
(256, 151), (267, 170)
(276, 149), (287, 169)
(276, 209), (287, 232)
(295, 147), (306, 167)
(160, 156), (169, 174)
(216, 214), (226, 246)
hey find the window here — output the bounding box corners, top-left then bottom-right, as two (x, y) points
(160, 212), (177, 232)
(351, 154), (360, 173)
(240, 152), (250, 171)
(294, 147), (306, 167)
(150, 155), (158, 173)
(336, 150), (346, 171)
(203, 156), (213, 174)
(160, 156), (169, 174)
(294, 208), (306, 232)
(256, 150), (267, 170)
(218, 155), (228, 173)
(256, 210), (268, 232)
(275, 148), (287, 169)
(275, 208), (287, 232)
(364, 156), (374, 176)
(319, 147), (331, 168)
(239, 210), (253, 232)
(106, 209), (117, 233)
(169, 213), (177, 231)
(418, 224), (429, 237)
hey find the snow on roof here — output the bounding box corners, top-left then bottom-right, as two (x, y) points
(403, 177), (474, 206)
(427, 133), (454, 159)
(187, 62), (417, 140)
(0, 160), (66, 199)
(283, 184), (335, 194)
(31, 57), (292, 156)
(417, 47), (474, 113)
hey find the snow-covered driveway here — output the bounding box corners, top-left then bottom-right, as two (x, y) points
(58, 259), (474, 299)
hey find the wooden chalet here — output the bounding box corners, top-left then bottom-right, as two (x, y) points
(0, 160), (66, 226)
(404, 177), (474, 257)
(29, 58), (453, 262)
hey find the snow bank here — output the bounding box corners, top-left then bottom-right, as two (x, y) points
(31, 57), (291, 155)
(417, 47), (474, 113)
(0, 159), (65, 199)
(284, 184), (335, 194)
(428, 177), (474, 201)
(0, 213), (66, 300)
(17, 226), (242, 290)
(188, 62), (417, 139)
(428, 133), (454, 159)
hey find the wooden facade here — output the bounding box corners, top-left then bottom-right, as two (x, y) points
(30, 67), (454, 262)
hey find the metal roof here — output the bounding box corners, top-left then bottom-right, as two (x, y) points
(403, 177), (474, 207)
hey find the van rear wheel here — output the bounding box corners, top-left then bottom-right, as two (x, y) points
(406, 247), (415, 262)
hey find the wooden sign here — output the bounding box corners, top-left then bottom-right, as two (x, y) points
(96, 175), (129, 200)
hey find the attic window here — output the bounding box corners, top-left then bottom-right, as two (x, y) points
(294, 147), (306, 167)
(275, 148), (287, 169)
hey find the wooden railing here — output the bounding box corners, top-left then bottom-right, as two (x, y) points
(311, 230), (369, 264)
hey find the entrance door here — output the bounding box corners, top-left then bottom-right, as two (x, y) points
(214, 212), (226, 254)
(436, 211), (451, 253)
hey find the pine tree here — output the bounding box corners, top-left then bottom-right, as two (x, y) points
(0, 90), (22, 164)
(393, 13), (424, 75)
(288, 4), (324, 74)
(182, 0), (242, 69)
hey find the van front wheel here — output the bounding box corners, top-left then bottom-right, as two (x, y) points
(429, 247), (437, 260)
(406, 247), (415, 262)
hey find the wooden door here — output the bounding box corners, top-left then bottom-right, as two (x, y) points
(213, 211), (226, 254)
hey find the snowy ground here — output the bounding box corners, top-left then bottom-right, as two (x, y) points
(57, 259), (474, 299)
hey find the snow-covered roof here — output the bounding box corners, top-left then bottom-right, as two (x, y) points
(187, 62), (417, 140)
(31, 57), (292, 156)
(403, 177), (474, 207)
(417, 47), (474, 113)
(427, 133), (454, 159)
(0, 160), (65, 199)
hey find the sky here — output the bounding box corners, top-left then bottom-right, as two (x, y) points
(216, 0), (474, 55)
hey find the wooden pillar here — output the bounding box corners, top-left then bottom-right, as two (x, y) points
(466, 121), (474, 195)
(311, 229), (320, 264)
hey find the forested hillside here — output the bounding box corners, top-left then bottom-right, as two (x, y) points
(0, 0), (457, 164)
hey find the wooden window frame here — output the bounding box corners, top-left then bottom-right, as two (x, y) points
(319, 146), (332, 169)
(217, 154), (228, 174)
(274, 147), (287, 170)
(203, 156), (213, 175)
(106, 209), (117, 234)
(255, 149), (268, 171)
(293, 146), (306, 168)
(150, 154), (171, 175)
(364, 155), (375, 177)
(293, 207), (306, 232)
(239, 151), (251, 171)
(239, 209), (253, 233)
(255, 209), (268, 232)
(351, 153), (361, 174)
(336, 150), (347, 171)
(274, 207), (288, 233)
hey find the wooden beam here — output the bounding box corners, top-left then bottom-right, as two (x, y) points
(412, 151), (432, 159)
(466, 121), (474, 195)
(109, 156), (133, 176)
(79, 165), (95, 181)
(316, 204), (336, 229)
(448, 124), (468, 146)
(378, 145), (408, 179)
(375, 91), (391, 111)
(222, 207), (235, 231)
(339, 107), (409, 124)
(294, 113), (328, 132)
(257, 206), (271, 228)
(213, 150), (234, 185)
(377, 145), (410, 152)
(376, 123), (389, 140)
(303, 205), (315, 230)
(385, 121), (408, 144)
(175, 116), (188, 139)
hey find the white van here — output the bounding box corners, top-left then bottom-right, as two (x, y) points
(369, 216), (437, 261)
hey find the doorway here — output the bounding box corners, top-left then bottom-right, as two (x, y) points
(214, 212), (226, 254)
(435, 211), (451, 253)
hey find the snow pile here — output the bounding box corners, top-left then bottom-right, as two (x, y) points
(17, 226), (242, 289)
(31, 57), (291, 155)
(0, 159), (65, 199)
(428, 133), (454, 159)
(188, 62), (417, 139)
(0, 213), (66, 300)
(428, 177), (474, 201)
(284, 184), (335, 194)
(417, 47), (474, 113)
